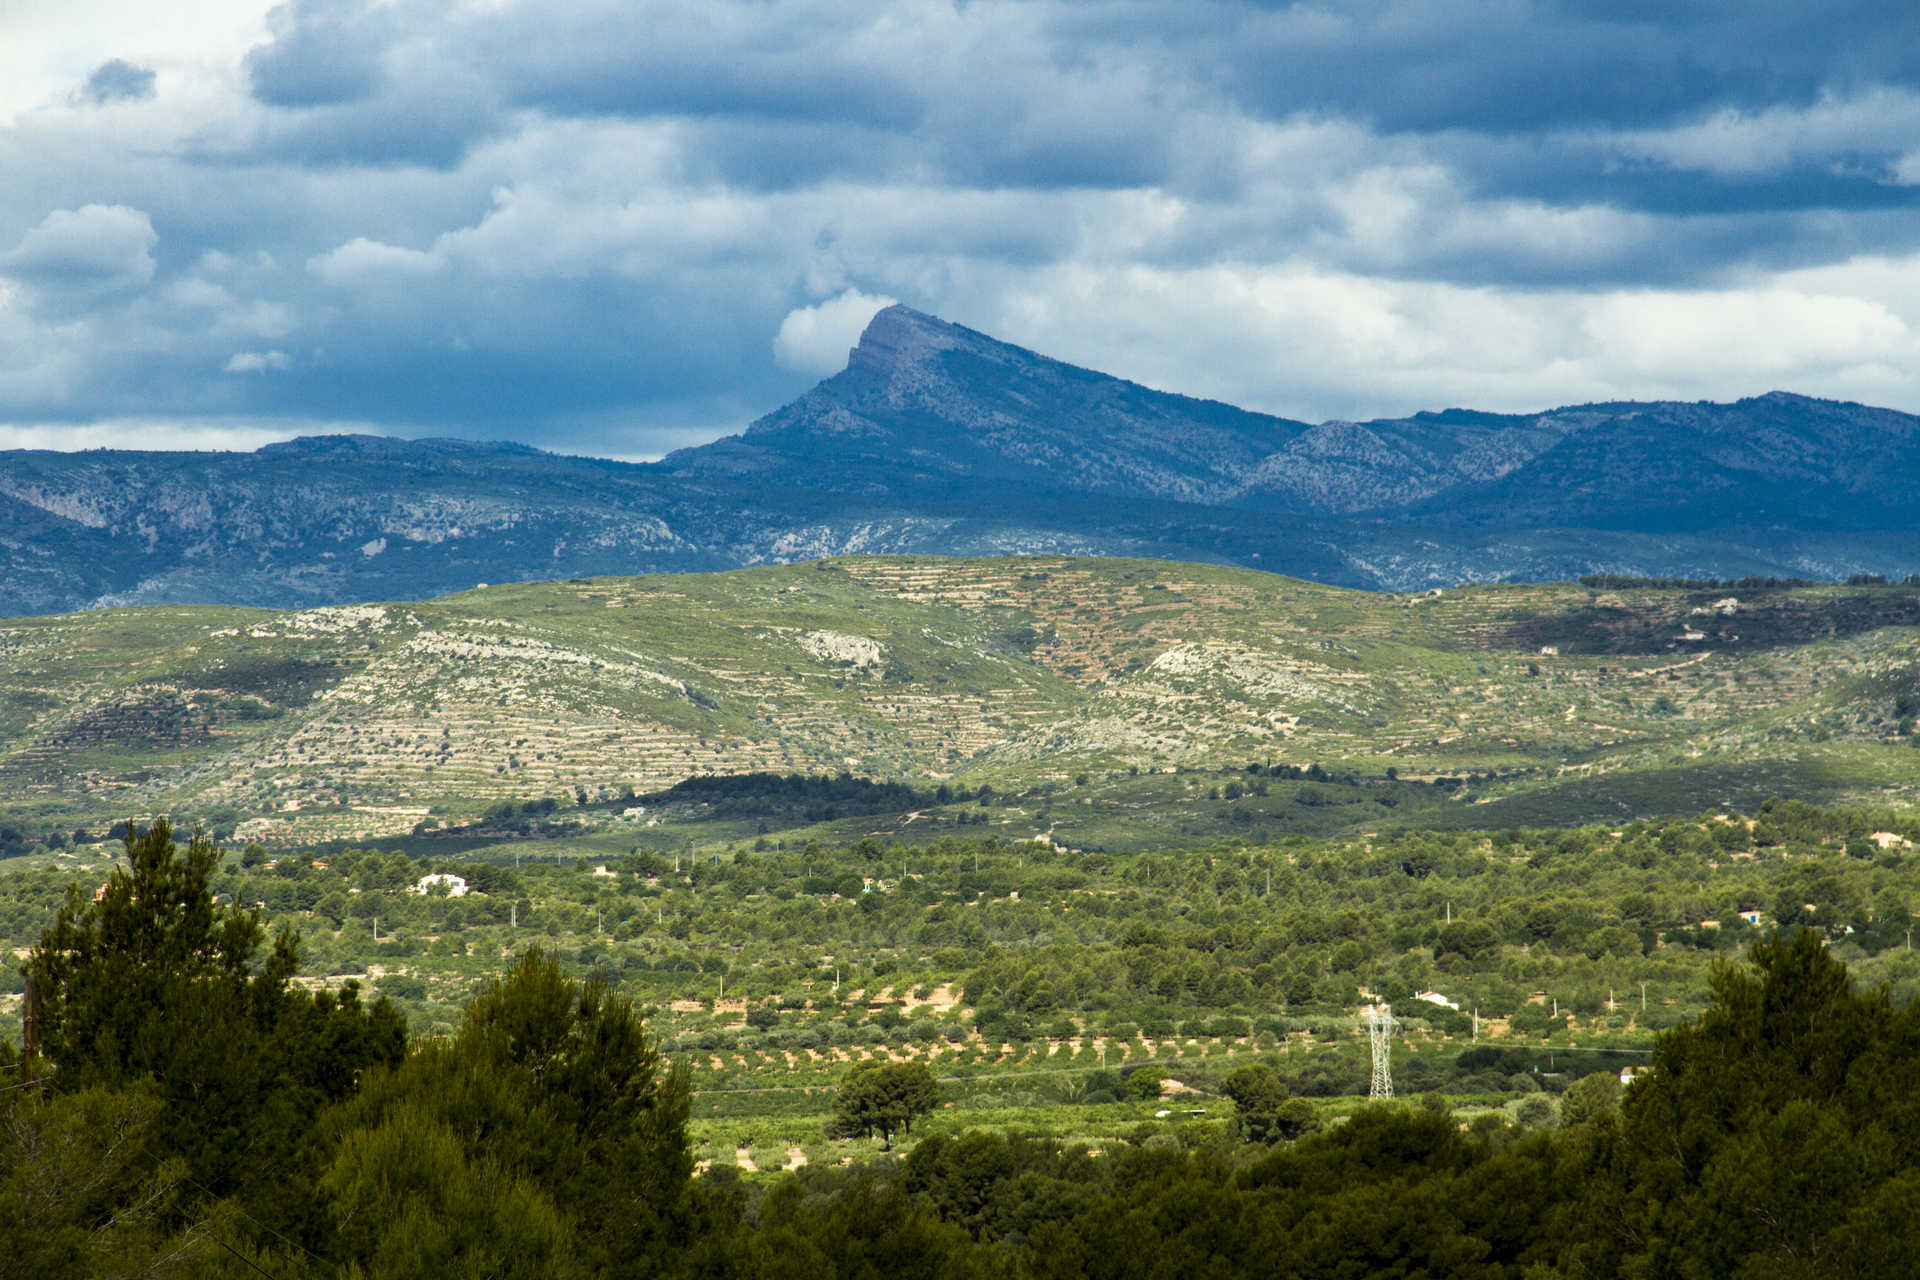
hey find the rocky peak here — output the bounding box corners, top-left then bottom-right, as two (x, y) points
(845, 304), (966, 377)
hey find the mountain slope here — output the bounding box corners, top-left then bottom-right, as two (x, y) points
(1401, 393), (1920, 532)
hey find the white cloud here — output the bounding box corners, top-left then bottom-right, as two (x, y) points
(1581, 290), (1911, 384)
(772, 288), (897, 374)
(965, 255), (1920, 424)
(307, 236), (441, 286)
(0, 418), (318, 452)
(224, 349), (291, 373)
(1585, 87), (1920, 179)
(0, 204), (157, 290)
(0, 0), (274, 125)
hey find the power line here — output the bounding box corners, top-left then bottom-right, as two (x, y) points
(213, 1235), (283, 1280)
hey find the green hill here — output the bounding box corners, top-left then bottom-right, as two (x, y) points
(0, 555), (1916, 850)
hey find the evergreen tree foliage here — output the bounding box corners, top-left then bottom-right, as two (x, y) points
(828, 1059), (942, 1147)
(1220, 1063), (1292, 1143)
(0, 1083), (207, 1280)
(22, 818), (405, 1238)
(1607, 928), (1920, 1277)
(323, 949), (692, 1278)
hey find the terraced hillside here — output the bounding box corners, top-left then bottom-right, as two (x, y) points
(0, 556), (1916, 845)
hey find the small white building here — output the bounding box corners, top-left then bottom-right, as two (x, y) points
(413, 873), (469, 897)
(1414, 990), (1460, 1011)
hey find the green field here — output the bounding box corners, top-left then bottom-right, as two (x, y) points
(6, 795), (1916, 1166)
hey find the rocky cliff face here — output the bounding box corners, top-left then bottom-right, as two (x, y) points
(3, 306), (1918, 615)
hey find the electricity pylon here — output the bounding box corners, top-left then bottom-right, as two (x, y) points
(1366, 1003), (1398, 1099)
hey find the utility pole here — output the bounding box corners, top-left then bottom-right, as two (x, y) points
(20, 975), (38, 1086)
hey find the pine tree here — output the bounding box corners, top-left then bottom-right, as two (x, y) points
(25, 818), (405, 1237)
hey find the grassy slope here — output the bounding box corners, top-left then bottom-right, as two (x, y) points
(0, 556), (1915, 845)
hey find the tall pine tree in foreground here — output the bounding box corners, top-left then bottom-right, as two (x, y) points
(1601, 928), (1920, 1278)
(21, 819), (405, 1250)
(322, 949), (693, 1279)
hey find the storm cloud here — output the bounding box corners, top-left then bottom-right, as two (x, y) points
(2, 0), (1918, 456)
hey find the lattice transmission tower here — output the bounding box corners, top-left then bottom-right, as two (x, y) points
(1366, 1003), (1398, 1099)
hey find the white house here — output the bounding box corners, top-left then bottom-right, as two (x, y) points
(413, 873), (469, 897)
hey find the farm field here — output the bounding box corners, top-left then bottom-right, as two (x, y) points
(7, 794), (1917, 1164)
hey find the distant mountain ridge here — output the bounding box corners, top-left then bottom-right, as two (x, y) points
(3, 304), (1918, 614)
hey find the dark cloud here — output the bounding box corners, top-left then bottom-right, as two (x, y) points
(77, 59), (156, 105)
(246, 0), (396, 107)
(218, 80), (501, 169)
(493, 27), (925, 130)
(1194, 0), (1920, 133)
(645, 119), (918, 192)
(227, 0), (1920, 208)
(280, 254), (809, 432)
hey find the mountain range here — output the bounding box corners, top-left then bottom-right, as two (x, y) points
(4, 304), (1918, 615)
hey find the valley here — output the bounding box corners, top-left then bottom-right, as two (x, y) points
(3, 554), (1918, 1272)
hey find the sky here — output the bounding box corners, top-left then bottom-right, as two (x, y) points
(3, 0), (1919, 459)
